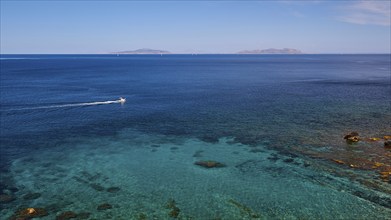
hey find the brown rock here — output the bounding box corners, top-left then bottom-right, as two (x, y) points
(384, 141), (391, 148)
(344, 132), (359, 139)
(194, 160), (226, 168)
(379, 171), (391, 182)
(344, 132), (360, 144)
(11, 207), (48, 219)
(347, 136), (360, 143)
(383, 135), (391, 140)
(332, 159), (345, 165)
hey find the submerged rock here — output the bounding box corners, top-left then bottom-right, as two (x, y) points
(56, 211), (77, 220)
(10, 207), (48, 219)
(165, 198), (176, 209)
(137, 212), (147, 220)
(194, 160), (226, 168)
(344, 131), (359, 138)
(8, 187), (19, 193)
(370, 162), (385, 169)
(97, 203), (112, 210)
(383, 135), (391, 140)
(379, 171), (391, 182)
(169, 207), (180, 218)
(77, 212), (91, 219)
(346, 136), (360, 143)
(90, 183), (105, 191)
(23, 192), (41, 200)
(166, 198), (180, 218)
(107, 187), (120, 193)
(332, 159), (345, 165)
(0, 194), (15, 203)
(384, 141), (391, 148)
(344, 132), (360, 144)
(283, 158), (294, 163)
(228, 199), (261, 218)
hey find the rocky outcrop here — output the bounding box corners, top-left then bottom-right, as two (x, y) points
(344, 132), (360, 144)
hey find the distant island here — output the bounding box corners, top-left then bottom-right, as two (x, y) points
(113, 48), (171, 54)
(237, 48), (302, 54)
(111, 48), (302, 54)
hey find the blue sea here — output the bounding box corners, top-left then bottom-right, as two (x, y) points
(0, 54), (390, 219)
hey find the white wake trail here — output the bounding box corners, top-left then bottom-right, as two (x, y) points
(7, 99), (124, 111)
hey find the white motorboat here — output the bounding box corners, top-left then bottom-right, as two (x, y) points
(118, 97), (126, 104)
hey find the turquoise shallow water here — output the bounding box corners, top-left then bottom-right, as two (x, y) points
(2, 130), (390, 219)
(0, 54), (390, 219)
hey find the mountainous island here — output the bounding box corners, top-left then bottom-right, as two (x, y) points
(237, 48), (302, 54)
(112, 48), (302, 54)
(113, 48), (171, 54)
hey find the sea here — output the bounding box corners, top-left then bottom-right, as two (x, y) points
(0, 54), (390, 219)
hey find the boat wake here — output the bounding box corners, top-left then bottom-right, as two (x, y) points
(5, 97), (126, 111)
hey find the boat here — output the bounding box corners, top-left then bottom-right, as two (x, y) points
(118, 97), (126, 104)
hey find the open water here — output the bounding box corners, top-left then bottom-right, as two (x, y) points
(0, 54), (390, 219)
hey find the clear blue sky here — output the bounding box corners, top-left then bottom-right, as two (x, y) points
(1, 0), (390, 54)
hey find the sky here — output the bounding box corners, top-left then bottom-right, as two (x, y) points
(0, 0), (390, 54)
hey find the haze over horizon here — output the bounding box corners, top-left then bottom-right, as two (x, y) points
(1, 0), (390, 54)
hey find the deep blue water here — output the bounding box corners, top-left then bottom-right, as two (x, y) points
(0, 54), (390, 219)
(1, 54), (390, 151)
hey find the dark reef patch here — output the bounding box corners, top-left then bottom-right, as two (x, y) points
(0, 194), (15, 203)
(90, 183), (105, 191)
(23, 192), (41, 200)
(195, 161), (226, 168)
(56, 211), (77, 220)
(107, 187), (121, 193)
(97, 203), (112, 210)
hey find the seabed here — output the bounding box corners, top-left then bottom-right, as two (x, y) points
(1, 129), (390, 219)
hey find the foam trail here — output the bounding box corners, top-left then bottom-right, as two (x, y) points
(7, 99), (123, 111)
(0, 58), (40, 60)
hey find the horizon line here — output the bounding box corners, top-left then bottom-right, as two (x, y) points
(1, 53), (391, 55)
